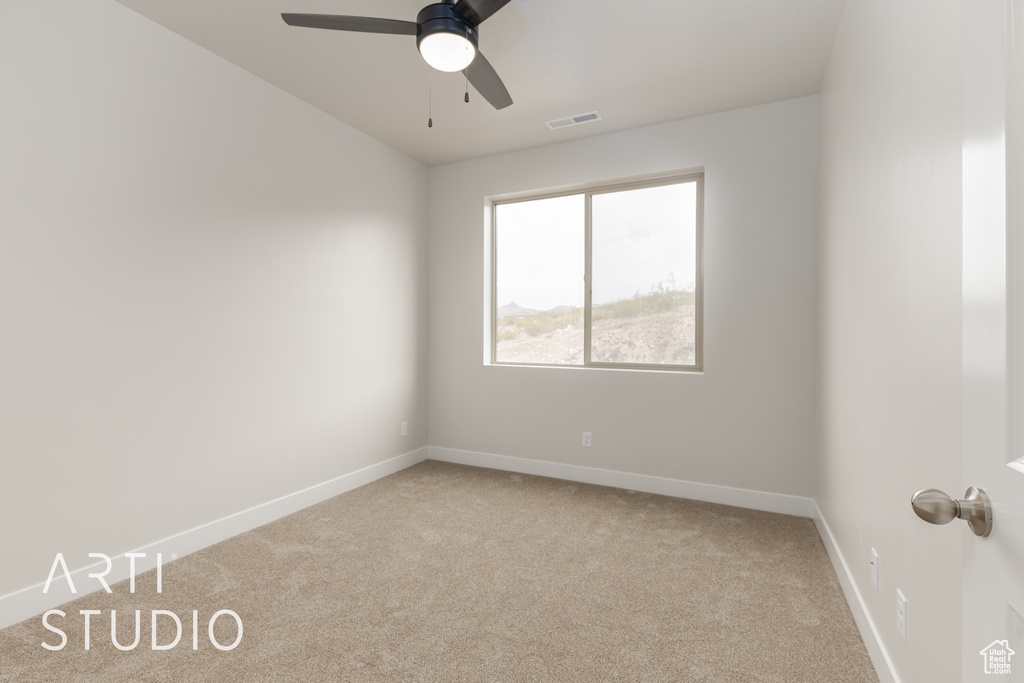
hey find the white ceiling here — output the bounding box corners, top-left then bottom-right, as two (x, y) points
(113, 0), (847, 167)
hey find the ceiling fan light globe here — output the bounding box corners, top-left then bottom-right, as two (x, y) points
(419, 32), (476, 72)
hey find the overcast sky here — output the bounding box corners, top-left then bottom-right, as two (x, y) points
(495, 183), (697, 311)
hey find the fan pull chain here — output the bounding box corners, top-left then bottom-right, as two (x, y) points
(428, 69), (433, 128)
(464, 70), (469, 103)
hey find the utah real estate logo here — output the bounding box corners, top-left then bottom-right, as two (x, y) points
(980, 640), (1015, 675)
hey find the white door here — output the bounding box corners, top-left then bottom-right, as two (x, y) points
(962, 1), (1024, 681)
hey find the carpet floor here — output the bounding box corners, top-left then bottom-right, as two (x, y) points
(0, 460), (877, 682)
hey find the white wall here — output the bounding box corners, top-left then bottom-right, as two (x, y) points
(817, 1), (963, 680)
(428, 97), (819, 497)
(0, 0), (427, 598)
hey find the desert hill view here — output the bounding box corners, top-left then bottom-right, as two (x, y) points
(496, 289), (696, 366)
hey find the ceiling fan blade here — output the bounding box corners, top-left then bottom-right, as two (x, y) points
(466, 51), (513, 110)
(281, 14), (418, 36)
(453, 0), (512, 26)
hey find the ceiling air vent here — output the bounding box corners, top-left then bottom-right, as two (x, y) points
(545, 110), (603, 130)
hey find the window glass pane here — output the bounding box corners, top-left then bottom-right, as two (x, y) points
(590, 182), (698, 365)
(495, 194), (585, 364)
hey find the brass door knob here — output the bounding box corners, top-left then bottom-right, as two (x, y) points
(911, 487), (992, 537)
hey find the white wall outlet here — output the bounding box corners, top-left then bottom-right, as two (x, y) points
(870, 548), (880, 589)
(896, 588), (908, 640)
(401, 421), (408, 437)
(582, 431), (592, 447)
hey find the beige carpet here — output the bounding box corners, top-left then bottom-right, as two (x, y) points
(0, 461), (877, 682)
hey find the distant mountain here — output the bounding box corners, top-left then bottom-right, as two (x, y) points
(497, 302), (539, 318)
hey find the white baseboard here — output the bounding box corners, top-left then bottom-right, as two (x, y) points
(813, 502), (899, 683)
(427, 445), (816, 518)
(0, 447), (428, 630)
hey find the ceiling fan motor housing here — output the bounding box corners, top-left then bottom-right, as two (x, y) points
(416, 3), (478, 52)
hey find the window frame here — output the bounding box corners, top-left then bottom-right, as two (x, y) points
(490, 170), (704, 372)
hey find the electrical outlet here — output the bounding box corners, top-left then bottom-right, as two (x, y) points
(896, 589), (908, 641)
(582, 431), (592, 447)
(870, 548), (880, 589)
(401, 421), (408, 437)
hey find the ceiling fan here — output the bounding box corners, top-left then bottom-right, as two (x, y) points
(281, 0), (514, 110)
